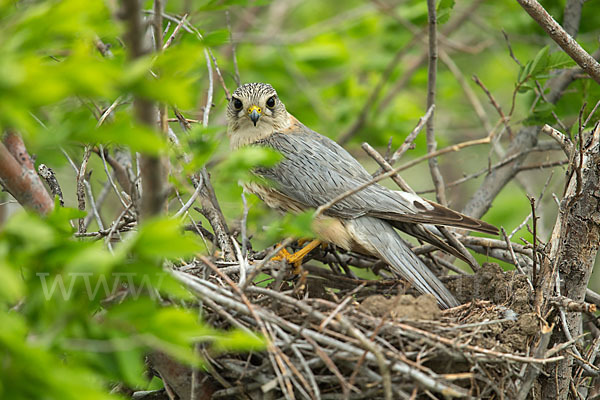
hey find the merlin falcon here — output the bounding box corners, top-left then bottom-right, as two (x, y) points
(226, 82), (498, 309)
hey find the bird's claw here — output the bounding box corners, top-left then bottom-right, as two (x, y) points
(271, 240), (322, 274)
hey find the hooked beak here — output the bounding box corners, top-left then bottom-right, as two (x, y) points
(248, 105), (262, 126)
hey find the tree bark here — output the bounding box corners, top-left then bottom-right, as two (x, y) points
(538, 122), (600, 399)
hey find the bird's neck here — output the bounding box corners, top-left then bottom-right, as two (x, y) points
(228, 111), (294, 150)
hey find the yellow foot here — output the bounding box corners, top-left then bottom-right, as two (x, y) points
(271, 240), (322, 274)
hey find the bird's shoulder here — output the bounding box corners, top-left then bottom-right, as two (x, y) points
(253, 113), (371, 180)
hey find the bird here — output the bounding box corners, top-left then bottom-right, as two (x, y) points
(226, 82), (498, 309)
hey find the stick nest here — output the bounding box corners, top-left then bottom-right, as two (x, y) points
(174, 254), (566, 399)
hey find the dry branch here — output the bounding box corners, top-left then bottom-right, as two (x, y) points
(0, 135), (53, 215)
(122, 0), (166, 220)
(537, 122), (600, 397)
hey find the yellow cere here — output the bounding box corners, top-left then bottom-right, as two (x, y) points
(248, 105), (262, 115)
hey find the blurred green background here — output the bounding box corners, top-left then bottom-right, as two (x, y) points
(1, 0), (599, 398)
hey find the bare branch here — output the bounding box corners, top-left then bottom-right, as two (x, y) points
(77, 146), (91, 233)
(0, 137), (53, 215)
(122, 0), (166, 219)
(425, 0), (446, 205)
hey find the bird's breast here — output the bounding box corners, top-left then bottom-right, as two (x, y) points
(243, 182), (306, 214)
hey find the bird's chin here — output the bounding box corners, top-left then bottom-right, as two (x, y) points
(230, 118), (275, 146)
(242, 118), (271, 131)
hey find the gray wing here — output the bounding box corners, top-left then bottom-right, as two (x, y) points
(255, 129), (422, 218)
(255, 128), (497, 235)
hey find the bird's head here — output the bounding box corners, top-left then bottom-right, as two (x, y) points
(226, 82), (289, 148)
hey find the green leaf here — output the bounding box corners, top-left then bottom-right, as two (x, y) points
(0, 257), (25, 302)
(529, 45), (549, 77)
(265, 211), (315, 243)
(213, 329), (265, 352)
(523, 102), (555, 125)
(112, 339), (146, 387)
(180, 124), (221, 171)
(216, 147), (282, 183)
(546, 51), (576, 71)
(132, 218), (200, 259)
(203, 29), (230, 47)
(437, 0), (455, 24)
(517, 83), (534, 93)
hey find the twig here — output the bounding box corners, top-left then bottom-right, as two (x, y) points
(388, 105), (435, 168)
(208, 48), (231, 100)
(98, 145), (129, 209)
(226, 11), (241, 86)
(425, 0), (446, 205)
(97, 96), (124, 127)
(550, 296), (596, 313)
(541, 124), (573, 156)
(202, 49), (214, 127)
(104, 203), (133, 250)
(415, 143), (561, 195)
(516, 323), (553, 400)
(502, 30), (522, 66)
(198, 257), (296, 399)
(509, 171), (553, 241)
(241, 238), (294, 290)
(163, 13), (187, 50)
(528, 196), (538, 288)
(338, 0), (485, 144)
(583, 99), (600, 129)
(439, 50), (493, 134)
(516, 159), (568, 172)
(172, 177), (204, 218)
(362, 143), (413, 193)
(472, 75), (514, 138)
(197, 168), (235, 261)
(83, 178), (105, 231)
(77, 146), (91, 233)
(84, 179), (111, 230)
(241, 191), (250, 258)
(395, 135), (495, 175)
(175, 272), (469, 396)
(501, 227), (533, 290)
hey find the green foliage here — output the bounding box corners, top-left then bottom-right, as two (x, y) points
(0, 207), (264, 398)
(215, 146), (282, 183)
(264, 211), (315, 244)
(1, 0), (599, 395)
(518, 46), (576, 86)
(437, 0), (455, 24)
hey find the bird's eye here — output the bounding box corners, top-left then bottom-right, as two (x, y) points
(232, 98), (243, 110)
(266, 96), (276, 108)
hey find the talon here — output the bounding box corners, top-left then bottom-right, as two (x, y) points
(271, 247), (292, 262)
(270, 240), (322, 274)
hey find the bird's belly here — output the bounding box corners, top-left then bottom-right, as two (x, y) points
(244, 182), (372, 255)
(243, 182), (306, 213)
(313, 216), (373, 255)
